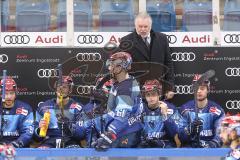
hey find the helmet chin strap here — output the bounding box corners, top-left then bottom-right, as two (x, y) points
(110, 66), (122, 81)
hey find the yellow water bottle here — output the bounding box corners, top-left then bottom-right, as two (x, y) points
(39, 110), (51, 137)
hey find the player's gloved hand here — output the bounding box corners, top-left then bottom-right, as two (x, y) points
(149, 139), (166, 148)
(92, 131), (117, 151)
(56, 114), (74, 136)
(91, 89), (108, 103)
(140, 138), (165, 148)
(199, 140), (219, 148)
(11, 140), (24, 148)
(191, 119), (203, 135)
(0, 143), (16, 159)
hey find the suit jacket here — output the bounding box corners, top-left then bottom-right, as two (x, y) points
(119, 30), (174, 92)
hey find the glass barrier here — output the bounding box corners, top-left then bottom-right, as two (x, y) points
(222, 0), (240, 31)
(0, 0), (239, 32)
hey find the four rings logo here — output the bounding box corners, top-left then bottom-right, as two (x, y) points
(0, 54), (8, 63)
(77, 35), (104, 44)
(37, 69), (59, 78)
(4, 35), (30, 44)
(77, 85), (96, 95)
(175, 85), (193, 94)
(225, 100), (240, 109)
(76, 52), (101, 61)
(171, 52), (196, 61)
(225, 67), (240, 77)
(166, 35), (177, 44)
(224, 34), (240, 43)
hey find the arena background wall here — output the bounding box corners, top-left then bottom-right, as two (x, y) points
(0, 46), (239, 114)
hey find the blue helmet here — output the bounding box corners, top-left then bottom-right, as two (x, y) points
(106, 52), (132, 70)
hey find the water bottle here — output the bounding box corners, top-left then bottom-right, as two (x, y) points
(39, 110), (51, 137)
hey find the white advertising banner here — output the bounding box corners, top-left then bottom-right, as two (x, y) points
(2, 31), (239, 47)
(1, 32), (67, 47)
(221, 32), (240, 47)
(74, 32), (129, 48)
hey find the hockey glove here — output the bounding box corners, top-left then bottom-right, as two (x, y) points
(200, 140), (220, 148)
(92, 132), (117, 151)
(91, 89), (108, 103)
(56, 114), (74, 136)
(191, 119), (203, 136)
(140, 138), (165, 148)
(11, 140), (24, 148)
(148, 139), (165, 148)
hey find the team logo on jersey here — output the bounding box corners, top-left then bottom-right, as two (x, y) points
(70, 103), (82, 111)
(16, 107), (28, 116)
(209, 107), (221, 116)
(149, 120), (155, 129)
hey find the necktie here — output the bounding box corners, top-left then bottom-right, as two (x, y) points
(144, 37), (150, 49)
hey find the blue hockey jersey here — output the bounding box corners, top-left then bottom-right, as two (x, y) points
(84, 97), (143, 146)
(106, 76), (142, 136)
(179, 100), (225, 146)
(141, 100), (177, 140)
(35, 98), (85, 140)
(0, 100), (34, 147)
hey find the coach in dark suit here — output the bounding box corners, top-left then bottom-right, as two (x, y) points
(119, 12), (174, 99)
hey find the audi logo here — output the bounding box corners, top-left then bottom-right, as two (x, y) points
(225, 67), (240, 77)
(37, 69), (59, 78)
(76, 85), (96, 95)
(224, 34), (240, 43)
(0, 54), (8, 63)
(76, 52), (101, 61)
(175, 85), (193, 94)
(166, 35), (177, 44)
(4, 35), (30, 44)
(77, 35), (104, 44)
(171, 52), (196, 61)
(225, 100), (240, 109)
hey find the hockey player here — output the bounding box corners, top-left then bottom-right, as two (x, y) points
(179, 74), (225, 148)
(92, 52), (142, 150)
(35, 76), (85, 148)
(83, 78), (113, 147)
(225, 145), (240, 160)
(139, 79), (182, 148)
(220, 114), (240, 149)
(0, 77), (34, 148)
(83, 77), (114, 118)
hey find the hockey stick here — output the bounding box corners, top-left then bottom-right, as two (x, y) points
(57, 64), (64, 117)
(192, 69), (215, 147)
(0, 70), (7, 140)
(57, 64), (65, 148)
(89, 73), (110, 147)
